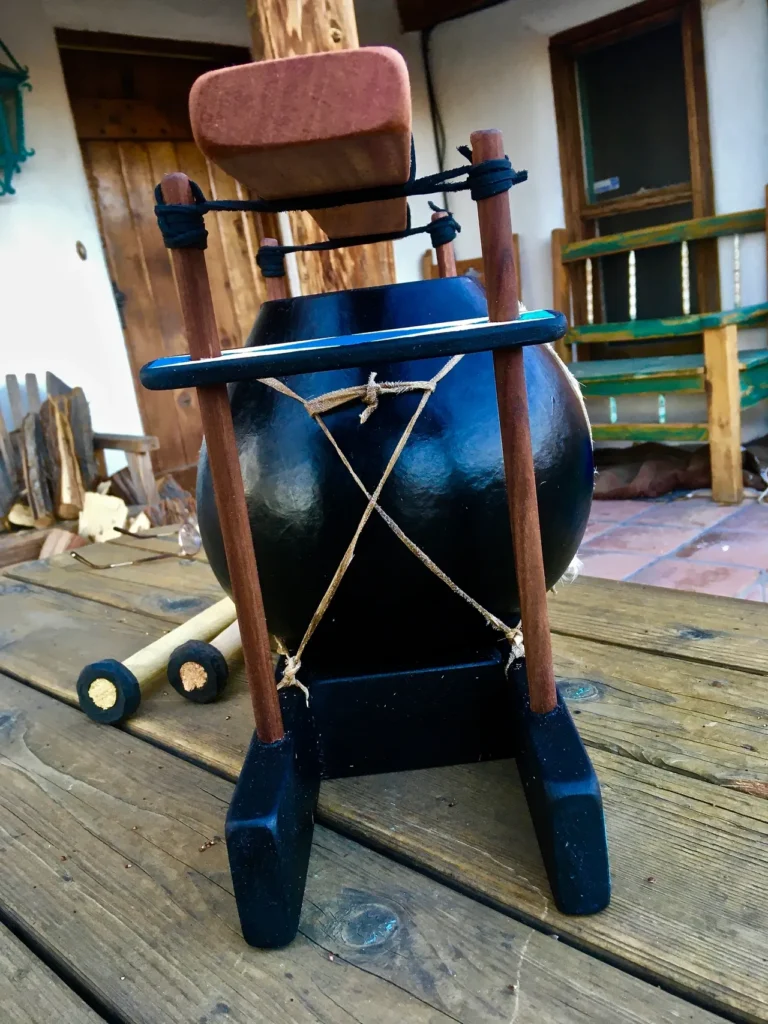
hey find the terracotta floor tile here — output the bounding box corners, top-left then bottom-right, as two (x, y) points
(589, 499), (656, 523)
(578, 551), (656, 581)
(630, 497), (738, 530)
(627, 558), (760, 597)
(718, 501), (768, 532)
(677, 528), (768, 569)
(583, 523), (700, 556)
(581, 520), (615, 543)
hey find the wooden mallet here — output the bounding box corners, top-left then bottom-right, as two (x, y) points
(167, 619), (242, 704)
(77, 597), (236, 724)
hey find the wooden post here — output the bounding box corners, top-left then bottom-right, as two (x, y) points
(551, 228), (571, 363)
(704, 324), (743, 504)
(162, 172), (284, 743)
(261, 238), (290, 302)
(431, 211), (457, 279)
(471, 129), (557, 716)
(245, 0), (396, 296)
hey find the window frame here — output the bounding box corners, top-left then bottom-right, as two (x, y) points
(549, 0), (720, 336)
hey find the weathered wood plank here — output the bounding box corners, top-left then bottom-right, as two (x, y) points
(3, 571), (768, 1016)
(108, 530), (210, 563)
(0, 578), (169, 703)
(549, 576), (768, 676)
(61, 541), (220, 597)
(561, 207), (765, 262)
(0, 673), (715, 1024)
(321, 750), (768, 1023)
(0, 920), (101, 1023)
(591, 423), (709, 443)
(553, 634), (768, 793)
(4, 553), (216, 623)
(567, 301), (768, 343)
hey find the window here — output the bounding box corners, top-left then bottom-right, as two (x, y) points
(550, 0), (719, 357)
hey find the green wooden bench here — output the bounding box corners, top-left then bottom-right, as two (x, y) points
(552, 201), (768, 503)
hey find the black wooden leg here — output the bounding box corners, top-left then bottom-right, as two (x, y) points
(510, 664), (611, 915)
(226, 692), (319, 948)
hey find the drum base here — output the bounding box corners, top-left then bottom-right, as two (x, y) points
(226, 651), (610, 947)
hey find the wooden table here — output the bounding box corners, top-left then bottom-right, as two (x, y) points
(1, 530), (766, 1023)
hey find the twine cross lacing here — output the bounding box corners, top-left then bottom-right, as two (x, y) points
(258, 355), (526, 700)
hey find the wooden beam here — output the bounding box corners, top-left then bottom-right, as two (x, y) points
(591, 423), (709, 443)
(561, 209), (765, 263)
(704, 325), (743, 504)
(567, 302), (768, 343)
(245, 0), (396, 295)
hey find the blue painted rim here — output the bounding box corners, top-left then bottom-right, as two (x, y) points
(140, 310), (567, 391)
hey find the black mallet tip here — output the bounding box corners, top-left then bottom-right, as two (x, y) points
(77, 659), (142, 724)
(167, 640), (229, 704)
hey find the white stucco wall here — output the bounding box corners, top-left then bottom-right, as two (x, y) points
(0, 0), (144, 446)
(360, 0), (768, 314)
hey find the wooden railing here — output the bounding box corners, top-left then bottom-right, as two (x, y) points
(552, 191), (768, 504)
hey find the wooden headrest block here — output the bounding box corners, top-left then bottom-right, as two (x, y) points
(189, 47), (412, 239)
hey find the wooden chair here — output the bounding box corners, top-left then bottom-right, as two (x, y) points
(1, 372), (160, 531)
(552, 195), (768, 503)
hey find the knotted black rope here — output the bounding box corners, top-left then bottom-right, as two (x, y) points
(255, 202), (461, 278)
(154, 145), (526, 253)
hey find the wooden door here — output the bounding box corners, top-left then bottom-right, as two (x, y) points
(58, 32), (279, 478)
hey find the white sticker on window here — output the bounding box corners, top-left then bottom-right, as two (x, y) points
(594, 176), (620, 194)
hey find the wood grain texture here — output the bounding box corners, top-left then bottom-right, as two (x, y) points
(163, 172), (282, 743)
(321, 748), (768, 1023)
(245, 0), (396, 295)
(704, 324), (743, 504)
(548, 575), (768, 676)
(190, 48), (411, 237)
(0, 920), (101, 1023)
(4, 552), (216, 623)
(0, 672), (725, 1024)
(473, 129), (556, 714)
(4, 562), (768, 1015)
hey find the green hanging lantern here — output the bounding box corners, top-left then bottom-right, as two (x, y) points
(0, 38), (34, 196)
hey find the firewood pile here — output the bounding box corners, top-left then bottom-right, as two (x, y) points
(0, 372), (195, 567)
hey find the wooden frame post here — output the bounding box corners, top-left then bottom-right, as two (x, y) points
(471, 129), (557, 715)
(704, 324), (743, 504)
(260, 238), (290, 301)
(551, 228), (571, 363)
(431, 210), (458, 278)
(162, 172), (284, 743)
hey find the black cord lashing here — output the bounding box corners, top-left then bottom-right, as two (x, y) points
(256, 202), (461, 278)
(154, 147), (525, 253)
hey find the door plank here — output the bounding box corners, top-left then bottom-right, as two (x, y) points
(0, 673), (722, 1024)
(174, 141), (242, 349)
(119, 141), (203, 470)
(206, 160), (267, 339)
(83, 141), (188, 473)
